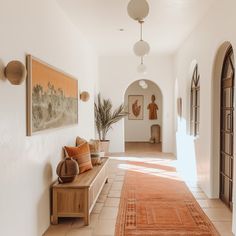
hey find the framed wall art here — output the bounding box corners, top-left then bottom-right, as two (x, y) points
(26, 55), (78, 136)
(128, 95), (144, 120)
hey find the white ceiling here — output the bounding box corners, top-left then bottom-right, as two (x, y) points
(57, 0), (216, 55)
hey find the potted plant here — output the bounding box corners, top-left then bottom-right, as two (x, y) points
(94, 94), (128, 154)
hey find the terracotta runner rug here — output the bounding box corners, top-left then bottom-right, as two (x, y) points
(115, 160), (219, 236)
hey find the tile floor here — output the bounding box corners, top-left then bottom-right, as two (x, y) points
(44, 153), (233, 236)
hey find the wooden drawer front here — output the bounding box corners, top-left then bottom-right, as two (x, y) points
(57, 189), (85, 214)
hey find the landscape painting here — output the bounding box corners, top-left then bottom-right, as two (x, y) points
(128, 95), (144, 120)
(27, 55), (78, 135)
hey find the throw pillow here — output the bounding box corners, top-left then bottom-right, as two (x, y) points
(89, 139), (101, 153)
(76, 136), (87, 146)
(64, 143), (93, 173)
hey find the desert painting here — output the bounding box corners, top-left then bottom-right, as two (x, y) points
(27, 56), (78, 135)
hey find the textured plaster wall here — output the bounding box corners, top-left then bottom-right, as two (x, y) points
(174, 0), (236, 233)
(0, 0), (98, 235)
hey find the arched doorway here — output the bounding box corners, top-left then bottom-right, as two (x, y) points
(220, 46), (235, 210)
(212, 42), (235, 209)
(124, 80), (163, 153)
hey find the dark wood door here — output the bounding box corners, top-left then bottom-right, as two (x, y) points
(220, 46), (234, 210)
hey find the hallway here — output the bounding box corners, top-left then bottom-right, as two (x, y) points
(44, 151), (232, 236)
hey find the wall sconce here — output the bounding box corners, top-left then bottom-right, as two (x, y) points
(4, 60), (27, 85)
(80, 91), (90, 102)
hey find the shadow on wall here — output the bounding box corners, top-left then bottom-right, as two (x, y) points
(0, 59), (7, 81)
(37, 161), (53, 236)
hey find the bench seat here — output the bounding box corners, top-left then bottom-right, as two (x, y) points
(51, 157), (109, 225)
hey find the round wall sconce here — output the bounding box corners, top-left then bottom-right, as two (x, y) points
(4, 60), (27, 85)
(127, 0), (149, 21)
(80, 91), (90, 102)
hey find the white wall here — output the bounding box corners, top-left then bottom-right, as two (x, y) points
(99, 54), (175, 153)
(174, 0), (236, 233)
(124, 80), (162, 142)
(0, 0), (98, 235)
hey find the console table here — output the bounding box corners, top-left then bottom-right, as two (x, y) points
(51, 157), (109, 225)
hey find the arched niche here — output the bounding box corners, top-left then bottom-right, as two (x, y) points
(124, 79), (163, 151)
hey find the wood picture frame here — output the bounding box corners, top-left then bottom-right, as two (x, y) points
(26, 55), (78, 136)
(128, 95), (144, 120)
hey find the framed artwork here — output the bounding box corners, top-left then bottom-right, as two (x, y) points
(128, 95), (144, 120)
(26, 55), (78, 136)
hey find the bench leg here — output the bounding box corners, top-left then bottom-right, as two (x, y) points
(105, 178), (108, 184)
(84, 212), (90, 226)
(51, 215), (58, 225)
(52, 189), (58, 224)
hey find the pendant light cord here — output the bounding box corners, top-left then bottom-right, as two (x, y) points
(139, 21), (143, 40)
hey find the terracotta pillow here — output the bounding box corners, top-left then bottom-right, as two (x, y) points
(64, 143), (93, 173)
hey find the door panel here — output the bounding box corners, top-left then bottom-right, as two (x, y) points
(220, 47), (234, 210)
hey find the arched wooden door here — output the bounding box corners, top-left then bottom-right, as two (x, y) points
(220, 46), (235, 210)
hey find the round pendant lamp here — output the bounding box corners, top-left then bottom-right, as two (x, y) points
(137, 57), (147, 74)
(133, 40), (150, 57)
(137, 63), (147, 74)
(127, 0), (149, 21)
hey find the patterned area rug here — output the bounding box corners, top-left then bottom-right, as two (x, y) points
(115, 160), (219, 236)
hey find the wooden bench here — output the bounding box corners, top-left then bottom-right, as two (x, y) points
(51, 157), (109, 225)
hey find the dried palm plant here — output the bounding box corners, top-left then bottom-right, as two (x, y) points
(94, 94), (128, 140)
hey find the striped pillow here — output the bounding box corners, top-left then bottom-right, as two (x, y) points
(64, 143), (93, 174)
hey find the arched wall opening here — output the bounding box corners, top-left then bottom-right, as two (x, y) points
(124, 80), (163, 152)
(212, 41), (235, 204)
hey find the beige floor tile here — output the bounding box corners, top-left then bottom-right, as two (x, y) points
(92, 202), (104, 214)
(99, 207), (118, 220)
(108, 173), (116, 178)
(104, 197), (120, 207)
(96, 194), (107, 203)
(114, 175), (124, 181)
(189, 187), (203, 193)
(43, 224), (71, 236)
(101, 183), (112, 195)
(197, 199), (226, 208)
(192, 192), (208, 199)
(108, 190), (121, 198)
(203, 208), (232, 221)
(71, 214), (99, 229)
(212, 221), (233, 236)
(107, 178), (114, 184)
(93, 219), (116, 236)
(66, 228), (93, 236)
(116, 171), (126, 176)
(110, 182), (123, 191)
